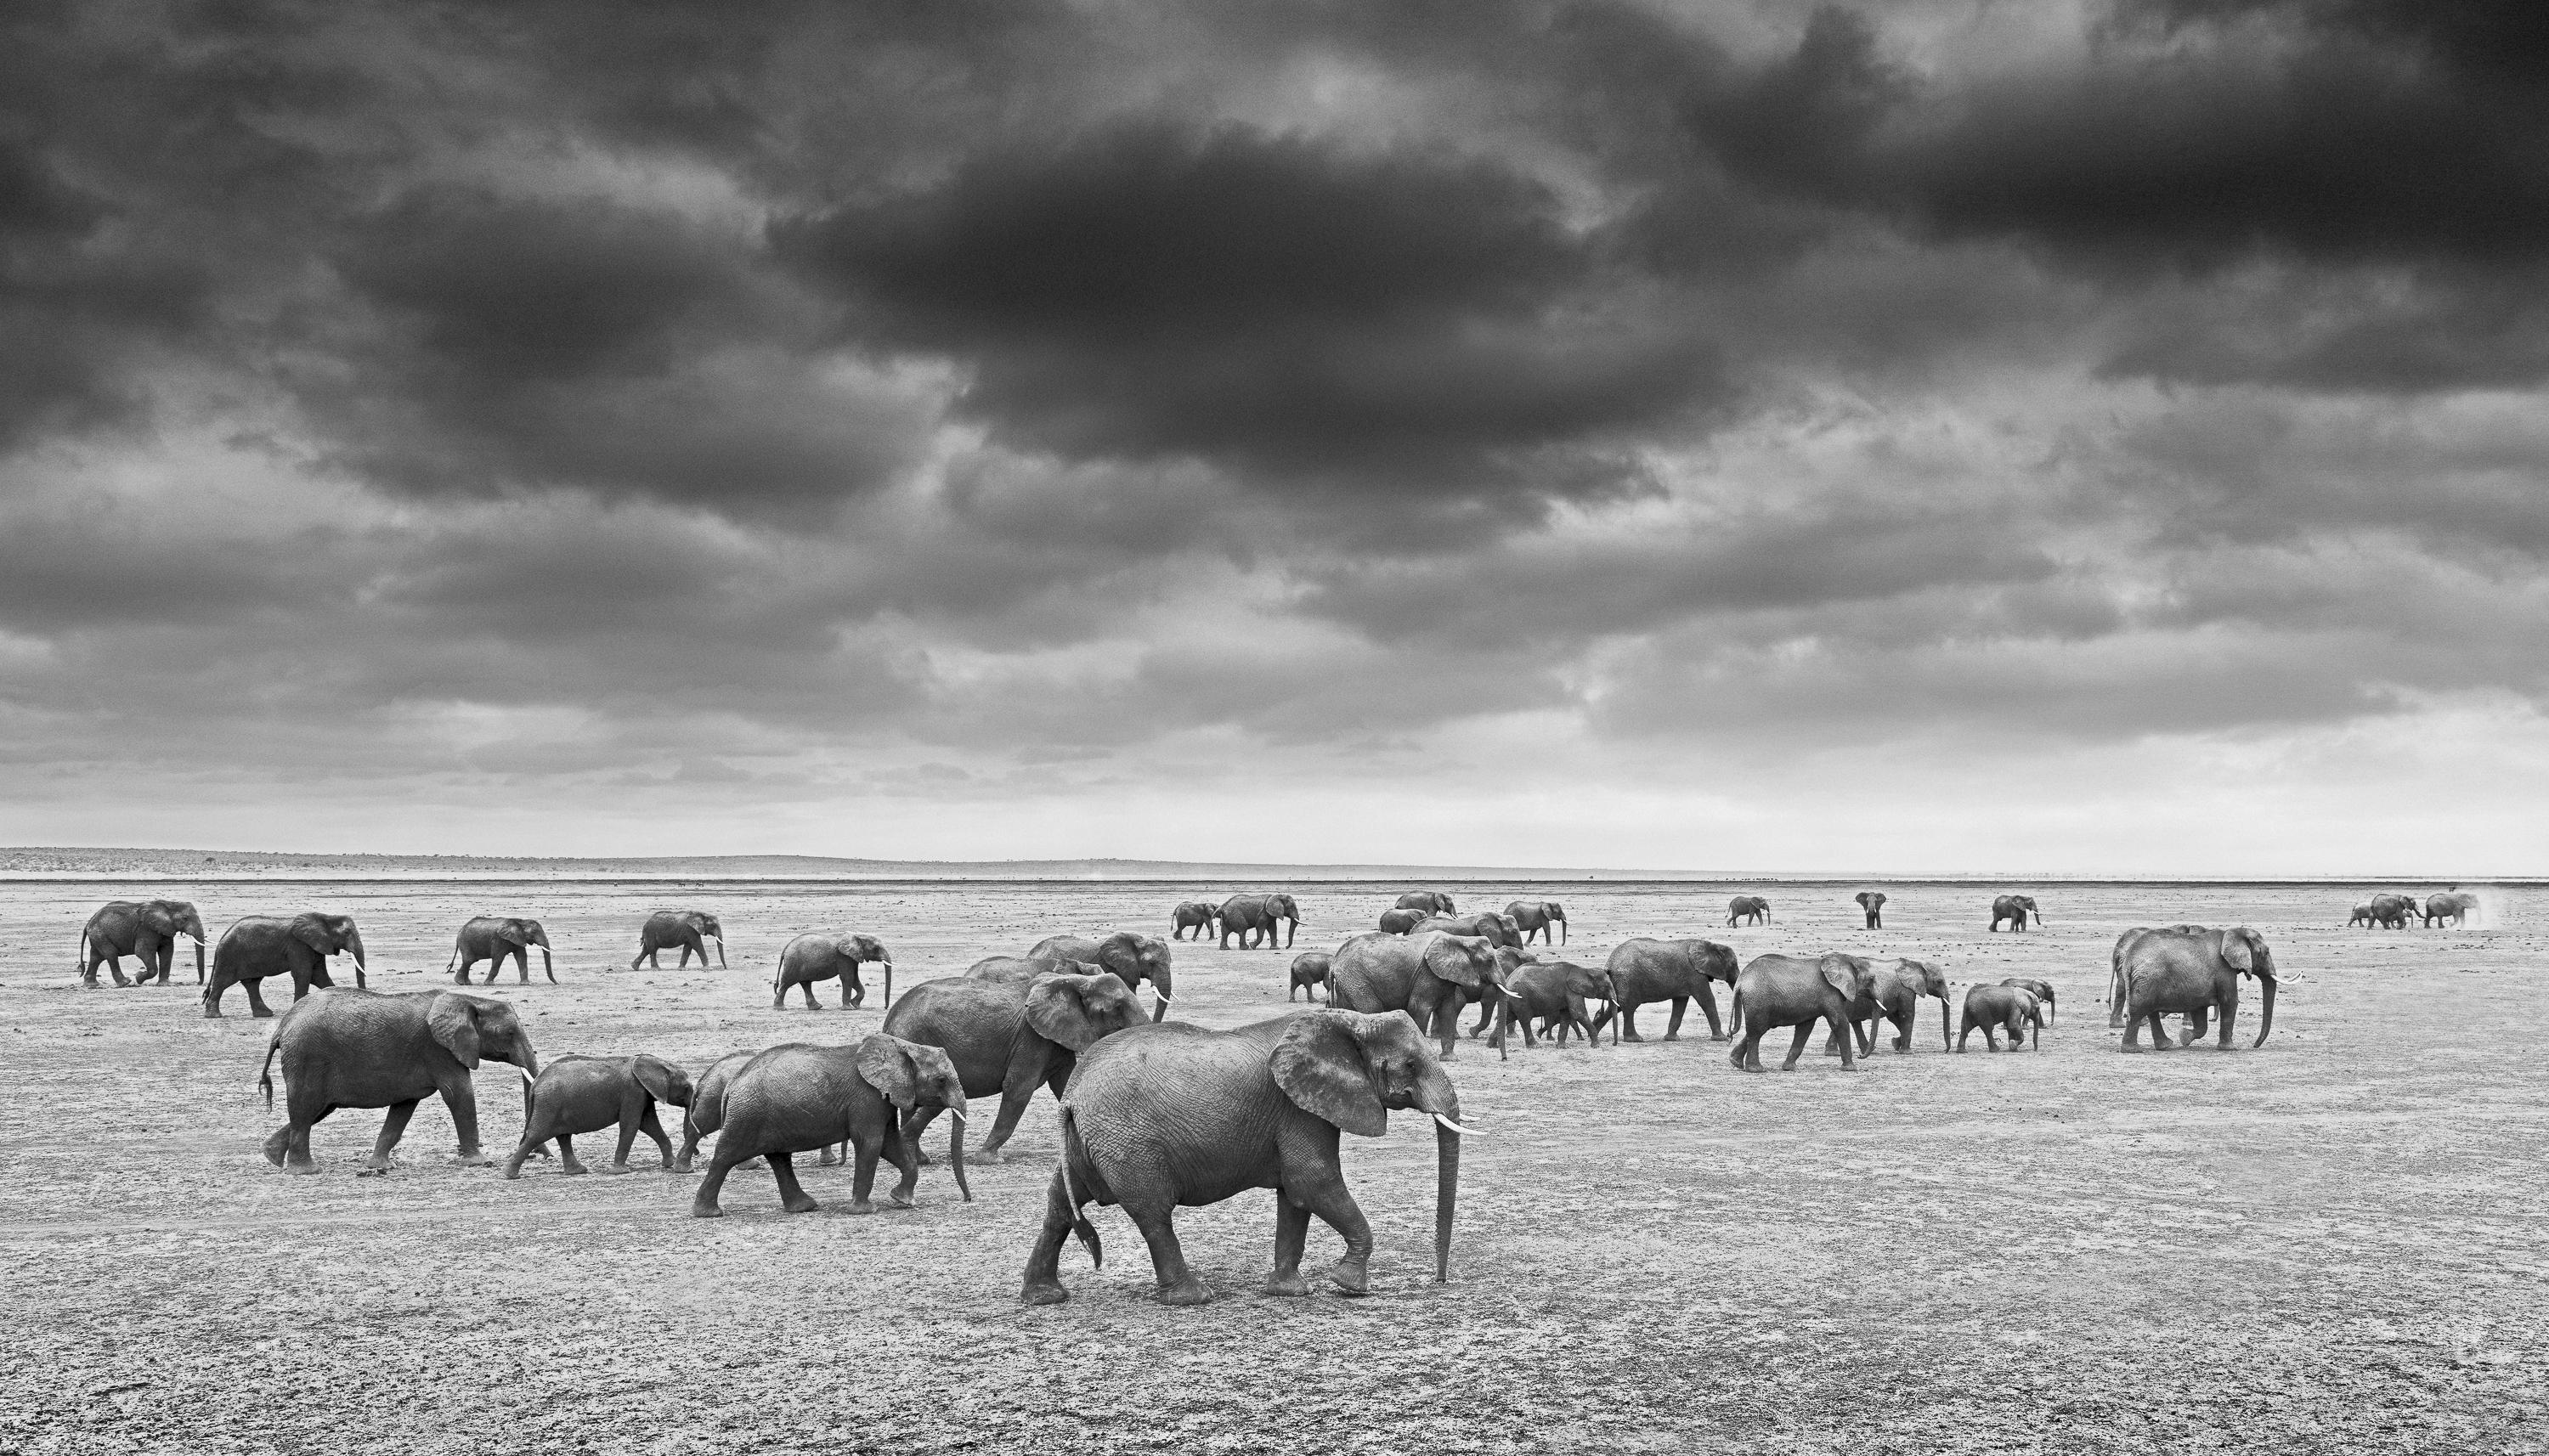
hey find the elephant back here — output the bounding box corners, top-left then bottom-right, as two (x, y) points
(1326, 934), (1421, 1013)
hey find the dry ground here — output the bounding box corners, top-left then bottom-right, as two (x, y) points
(2, 878), (2542, 1454)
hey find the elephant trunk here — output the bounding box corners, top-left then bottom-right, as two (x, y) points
(1558, 917), (1566, 945)
(715, 936), (726, 968)
(194, 937), (206, 985)
(539, 946), (553, 979)
(513, 1041), (540, 1081)
(1938, 996), (1953, 1051)
(2253, 974), (2277, 1048)
(946, 1109), (972, 1203)
(346, 928), (367, 988)
(1433, 1116), (1461, 1284)
(1149, 965), (1172, 1023)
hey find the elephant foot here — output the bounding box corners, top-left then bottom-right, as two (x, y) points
(886, 1193), (914, 1210)
(1021, 1282), (1070, 1306)
(262, 1131), (291, 1167)
(1263, 1271), (1311, 1297)
(201, 1007), (223, 1019)
(782, 1194), (820, 1214)
(1156, 1278), (1215, 1306)
(1663, 1032), (1681, 1041)
(964, 1146), (1007, 1165)
(559, 1164), (588, 1177)
(690, 1202), (723, 1219)
(454, 1151), (492, 1167)
(351, 1165), (385, 1177)
(1326, 1260), (1370, 1297)
(250, 1007), (274, 1019)
(845, 1199), (875, 1215)
(1622, 1032), (1644, 1042)
(672, 1158), (694, 1173)
(602, 1161), (634, 1176)
(817, 1151), (840, 1167)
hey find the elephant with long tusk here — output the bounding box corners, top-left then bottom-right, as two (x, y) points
(1021, 1007), (1467, 1306)
(2116, 926), (2280, 1052)
(1028, 932), (1174, 1022)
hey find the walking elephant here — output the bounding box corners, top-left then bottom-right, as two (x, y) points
(1727, 953), (1875, 1072)
(1503, 900), (1568, 945)
(1854, 891), (1886, 929)
(502, 1054), (692, 1178)
(1591, 937), (1741, 1041)
(1727, 896), (1771, 928)
(2366, 894), (2417, 928)
(1846, 957), (1951, 1052)
(631, 911), (724, 970)
(772, 933), (892, 1009)
(2346, 902), (2374, 928)
(204, 913), (365, 1019)
(1327, 931), (1512, 1058)
(447, 917), (554, 985)
(1170, 902), (1221, 941)
(1289, 952), (1333, 1002)
(1218, 894), (1303, 950)
(2424, 892), (2479, 928)
(1999, 978), (2056, 1022)
(1376, 908), (1432, 934)
(884, 969), (1150, 1164)
(1395, 891), (1457, 916)
(673, 1049), (760, 1173)
(1958, 984), (2043, 1052)
(2117, 926), (2280, 1052)
(691, 1036), (971, 1218)
(1988, 894), (2043, 932)
(78, 900), (206, 988)
(257, 988), (540, 1172)
(1020, 1007), (1471, 1306)
(1497, 959), (1614, 1047)
(1030, 932), (1173, 1020)
(2108, 925), (2208, 1027)
(1406, 912), (1523, 950)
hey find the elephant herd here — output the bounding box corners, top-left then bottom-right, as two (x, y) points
(2348, 891), (2478, 929)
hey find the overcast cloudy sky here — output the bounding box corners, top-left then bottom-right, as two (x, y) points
(3, 1), (2545, 873)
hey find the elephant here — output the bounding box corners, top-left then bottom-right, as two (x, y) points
(631, 910), (723, 970)
(446, 917), (554, 985)
(1503, 900), (1568, 945)
(1289, 952), (1333, 1002)
(257, 987), (540, 1173)
(884, 969), (1150, 1164)
(2347, 901), (2375, 928)
(1999, 977), (2056, 1023)
(1854, 891), (1886, 929)
(2117, 926), (2280, 1052)
(78, 900), (206, 987)
(1406, 912), (1523, 949)
(1496, 958), (1614, 1047)
(1170, 902), (1221, 941)
(1030, 932), (1173, 1020)
(772, 932), (892, 1009)
(1988, 894), (2043, 932)
(1727, 953), (1876, 1072)
(690, 1036), (972, 1218)
(1019, 1007), (1471, 1306)
(1591, 937), (1742, 1041)
(673, 1050), (760, 1173)
(1843, 957), (1951, 1053)
(1958, 984), (2043, 1052)
(1218, 894), (1303, 949)
(204, 913), (366, 1019)
(1395, 891), (1457, 916)
(1327, 930), (1512, 1058)
(2108, 925), (2209, 1027)
(502, 1054), (692, 1178)
(2367, 894), (2418, 928)
(1376, 908), (1433, 935)
(2424, 891), (2479, 928)
(1726, 895), (1772, 928)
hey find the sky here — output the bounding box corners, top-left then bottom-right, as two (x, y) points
(3, 0), (2546, 874)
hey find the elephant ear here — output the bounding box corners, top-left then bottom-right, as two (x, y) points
(1024, 976), (1105, 1052)
(1818, 957), (1862, 999)
(427, 994), (483, 1069)
(854, 1035), (922, 1109)
(495, 923), (527, 946)
(632, 1056), (682, 1103)
(290, 913), (334, 956)
(1422, 935), (1487, 988)
(141, 906), (178, 935)
(1269, 1012), (1387, 1137)
(2218, 929), (2255, 973)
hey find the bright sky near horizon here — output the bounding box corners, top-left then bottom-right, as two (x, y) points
(4, 3), (2546, 875)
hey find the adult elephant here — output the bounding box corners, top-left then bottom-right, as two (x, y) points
(1727, 953), (1876, 1072)
(1218, 894), (1303, 950)
(1327, 930), (1511, 1058)
(1408, 912), (1523, 950)
(1169, 902), (1220, 941)
(446, 917), (554, 985)
(1591, 937), (1741, 1041)
(2424, 892), (2479, 928)
(1395, 891), (1457, 916)
(2117, 926), (2280, 1051)
(884, 969), (1150, 1164)
(1504, 900), (1568, 946)
(673, 1049), (760, 1173)
(1030, 932), (1173, 1020)
(772, 932), (892, 1009)
(78, 900), (206, 988)
(204, 913), (366, 1019)
(1843, 957), (1951, 1053)
(2367, 894), (2418, 928)
(1727, 895), (1771, 928)
(1376, 908), (1432, 935)
(631, 911), (723, 970)
(692, 1036), (971, 1218)
(1854, 891), (1887, 929)
(2108, 925), (2208, 1027)
(1020, 1007), (1471, 1306)
(1988, 894), (2043, 932)
(257, 987), (540, 1172)
(1496, 958), (1614, 1047)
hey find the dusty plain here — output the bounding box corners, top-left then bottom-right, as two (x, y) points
(2, 877), (2542, 1454)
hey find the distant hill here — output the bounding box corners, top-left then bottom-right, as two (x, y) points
(0, 846), (1695, 881)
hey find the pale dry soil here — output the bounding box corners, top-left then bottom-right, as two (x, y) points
(1, 880), (2542, 1454)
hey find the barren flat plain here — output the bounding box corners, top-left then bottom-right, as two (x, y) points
(3, 877), (2542, 1454)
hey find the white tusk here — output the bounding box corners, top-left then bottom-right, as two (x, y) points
(1154, 990), (1171, 1004)
(947, 1109), (967, 1122)
(1431, 1113), (1482, 1137)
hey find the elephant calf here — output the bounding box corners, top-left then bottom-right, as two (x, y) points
(692, 1036), (970, 1218)
(504, 1055), (693, 1179)
(1593, 937), (1740, 1042)
(1840, 957), (1950, 1054)
(1498, 959), (1614, 1047)
(773, 932), (892, 1009)
(1998, 978), (2056, 1024)
(1958, 985), (2043, 1052)
(1289, 952), (1332, 1002)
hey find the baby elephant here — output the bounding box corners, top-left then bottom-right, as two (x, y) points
(1289, 952), (1333, 1002)
(504, 1055), (695, 1179)
(1500, 959), (1614, 1047)
(1958, 984), (2044, 1052)
(692, 1035), (971, 1218)
(1998, 978), (2056, 1023)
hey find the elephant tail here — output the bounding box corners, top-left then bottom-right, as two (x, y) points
(258, 1032), (283, 1110)
(76, 926), (88, 974)
(1727, 987), (1745, 1040)
(1056, 1103), (1103, 1268)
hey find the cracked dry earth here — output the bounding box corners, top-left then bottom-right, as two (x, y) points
(1, 878), (2543, 1454)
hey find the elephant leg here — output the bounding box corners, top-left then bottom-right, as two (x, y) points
(104, 953), (130, 988)
(632, 1106), (673, 1170)
(1664, 996), (1687, 1041)
(1830, 1013), (1858, 1069)
(801, 979), (825, 1009)
(1292, 1170), (1376, 1296)
(1021, 1165), (1086, 1305)
(439, 1082), (489, 1164)
(606, 1098), (646, 1172)
(2182, 1007), (2208, 1048)
(515, 951), (531, 985)
(768, 1150), (818, 1214)
(2213, 999), (2236, 1048)
(551, 1133), (590, 1175)
(1265, 1192), (1314, 1296)
(673, 1110), (704, 1173)
(2143, 1012), (2175, 1051)
(1779, 1023), (1816, 1070)
(1693, 983), (1726, 1039)
(242, 978), (275, 1019)
(880, 1123), (921, 1207)
(973, 1046), (1058, 1161)
(1124, 1195), (1210, 1305)
(268, 1091), (331, 1172)
(501, 1109), (553, 1180)
(845, 1135), (885, 1213)
(1855, 1017), (1877, 1057)
(901, 1105), (945, 1165)
(841, 973), (860, 1009)
(691, 1151), (742, 1217)
(359, 1099), (421, 1175)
